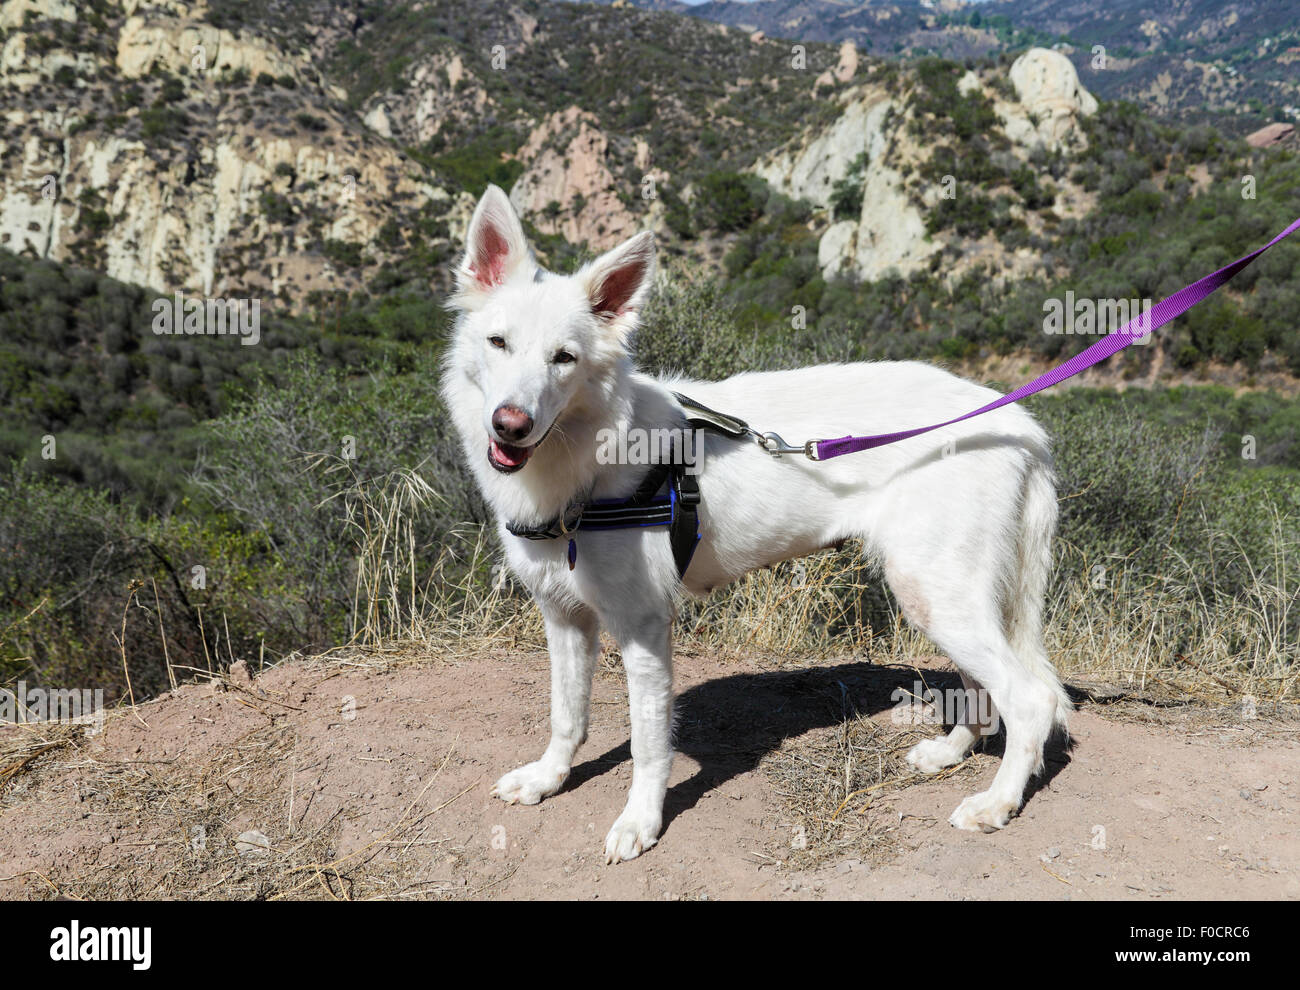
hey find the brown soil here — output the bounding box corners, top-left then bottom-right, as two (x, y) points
(1, 650), (1297, 900)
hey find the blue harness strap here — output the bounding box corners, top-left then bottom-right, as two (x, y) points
(504, 402), (710, 578)
(576, 493), (673, 530)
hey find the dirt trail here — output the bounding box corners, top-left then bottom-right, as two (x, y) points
(1, 650), (1296, 900)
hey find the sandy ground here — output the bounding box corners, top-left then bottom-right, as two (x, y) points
(1, 649), (1297, 900)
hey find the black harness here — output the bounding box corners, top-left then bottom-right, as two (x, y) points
(504, 392), (750, 578)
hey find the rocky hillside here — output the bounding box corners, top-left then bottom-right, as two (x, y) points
(599, 0), (1300, 133)
(0, 0), (858, 305)
(754, 46), (1099, 283)
(320, 0), (848, 255)
(984, 0), (1300, 124)
(0, 0), (471, 308)
(2, 0), (1296, 346)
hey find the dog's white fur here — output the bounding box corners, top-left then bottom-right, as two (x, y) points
(443, 186), (1071, 862)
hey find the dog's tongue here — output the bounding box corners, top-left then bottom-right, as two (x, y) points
(491, 439), (531, 468)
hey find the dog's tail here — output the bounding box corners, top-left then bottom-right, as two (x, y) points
(1008, 457), (1072, 733)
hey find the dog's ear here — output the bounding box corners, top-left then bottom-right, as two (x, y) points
(453, 184), (530, 308)
(578, 231), (656, 339)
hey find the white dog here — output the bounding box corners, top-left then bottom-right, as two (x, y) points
(442, 186), (1071, 863)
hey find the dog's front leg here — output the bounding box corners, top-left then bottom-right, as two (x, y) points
(604, 617), (674, 863)
(492, 602), (599, 805)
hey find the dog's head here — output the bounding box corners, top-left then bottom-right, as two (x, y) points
(444, 185), (655, 476)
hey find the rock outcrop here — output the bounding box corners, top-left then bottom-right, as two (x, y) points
(508, 107), (648, 251)
(115, 14), (301, 82)
(756, 86), (939, 281)
(0, 0), (75, 29)
(1246, 122), (1295, 149)
(359, 50), (492, 145)
(0, 0), (461, 306)
(756, 50), (1097, 283)
(996, 47), (1098, 152)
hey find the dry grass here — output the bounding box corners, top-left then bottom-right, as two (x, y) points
(0, 720), (81, 797)
(762, 703), (989, 870)
(328, 465), (443, 645)
(25, 450), (1288, 710)
(0, 667), (496, 901)
(1047, 513), (1300, 706)
(332, 465), (543, 652)
(683, 549), (877, 659)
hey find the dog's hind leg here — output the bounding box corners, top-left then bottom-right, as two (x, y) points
(905, 671), (996, 774)
(898, 580), (1056, 830)
(492, 602), (600, 806)
(884, 562), (992, 774)
(877, 459), (1061, 830)
(937, 624), (1057, 831)
(933, 457), (1067, 829)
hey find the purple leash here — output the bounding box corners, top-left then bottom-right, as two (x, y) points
(803, 214), (1300, 461)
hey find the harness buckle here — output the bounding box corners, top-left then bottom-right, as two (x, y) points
(674, 468), (701, 506)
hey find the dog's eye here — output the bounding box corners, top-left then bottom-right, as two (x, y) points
(488, 335), (506, 349)
(553, 350), (576, 365)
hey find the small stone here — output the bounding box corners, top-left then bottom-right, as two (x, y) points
(1239, 789), (1252, 800)
(1047, 847), (1061, 859)
(235, 830), (271, 857)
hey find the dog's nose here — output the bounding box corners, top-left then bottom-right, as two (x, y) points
(492, 405), (534, 443)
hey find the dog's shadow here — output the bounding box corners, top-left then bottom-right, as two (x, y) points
(564, 661), (1076, 838)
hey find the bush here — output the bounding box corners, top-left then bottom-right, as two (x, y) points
(829, 153), (866, 221)
(695, 171), (763, 232)
(140, 105), (188, 137)
(322, 238), (364, 268)
(259, 191), (295, 224)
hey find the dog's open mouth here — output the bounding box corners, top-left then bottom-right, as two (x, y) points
(487, 438), (535, 473)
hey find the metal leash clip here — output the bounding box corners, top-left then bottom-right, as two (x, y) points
(753, 431), (821, 461)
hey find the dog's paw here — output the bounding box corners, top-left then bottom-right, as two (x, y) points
(906, 737), (965, 775)
(491, 761), (567, 806)
(603, 810), (661, 864)
(948, 790), (1017, 833)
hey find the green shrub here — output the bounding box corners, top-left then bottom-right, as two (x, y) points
(695, 171), (763, 232)
(829, 153), (866, 221)
(259, 191), (295, 224)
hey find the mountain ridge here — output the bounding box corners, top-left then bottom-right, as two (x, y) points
(587, 0), (1300, 133)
